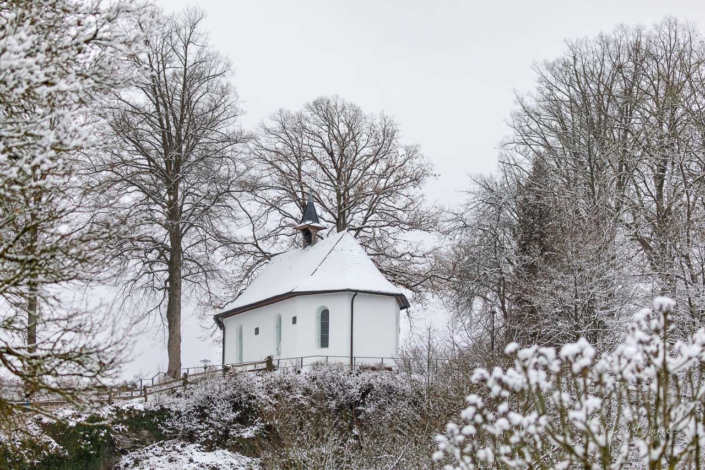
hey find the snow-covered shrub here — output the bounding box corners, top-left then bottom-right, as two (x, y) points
(152, 372), (265, 451)
(251, 365), (461, 469)
(0, 411), (119, 470)
(435, 298), (705, 469)
(145, 364), (466, 469)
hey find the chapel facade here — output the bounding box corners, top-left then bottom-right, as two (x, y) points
(214, 196), (408, 366)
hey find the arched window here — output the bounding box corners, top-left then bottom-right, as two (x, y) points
(317, 307), (330, 348)
(237, 325), (243, 363)
(275, 314), (282, 356)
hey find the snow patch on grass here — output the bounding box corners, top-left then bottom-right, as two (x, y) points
(116, 440), (258, 469)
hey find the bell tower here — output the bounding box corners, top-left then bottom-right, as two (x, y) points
(295, 192), (325, 248)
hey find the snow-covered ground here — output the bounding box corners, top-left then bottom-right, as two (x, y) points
(116, 440), (258, 470)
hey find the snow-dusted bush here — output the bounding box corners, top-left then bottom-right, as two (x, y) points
(147, 364), (465, 469)
(0, 409), (123, 470)
(435, 298), (705, 469)
(256, 365), (421, 468)
(152, 373), (265, 451)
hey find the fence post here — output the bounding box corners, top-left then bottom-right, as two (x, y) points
(142, 385), (148, 402)
(182, 372), (188, 390)
(107, 389), (112, 405)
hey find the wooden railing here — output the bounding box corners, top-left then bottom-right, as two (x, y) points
(12, 355), (404, 409)
(271, 355), (399, 371)
(12, 358), (271, 409)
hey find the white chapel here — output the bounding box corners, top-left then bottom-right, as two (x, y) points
(214, 196), (409, 366)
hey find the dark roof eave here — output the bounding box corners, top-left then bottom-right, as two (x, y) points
(213, 289), (409, 325)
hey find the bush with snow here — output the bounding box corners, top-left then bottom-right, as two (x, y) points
(146, 364), (463, 469)
(435, 297), (705, 469)
(152, 372), (265, 451)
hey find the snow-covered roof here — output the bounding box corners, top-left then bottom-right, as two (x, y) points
(215, 231), (409, 320)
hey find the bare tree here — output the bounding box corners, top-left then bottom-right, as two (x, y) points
(440, 173), (517, 349)
(84, 8), (250, 378)
(506, 19), (705, 332)
(0, 0), (147, 423)
(233, 96), (438, 301)
(443, 18), (705, 354)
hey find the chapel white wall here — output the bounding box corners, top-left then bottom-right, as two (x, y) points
(352, 294), (400, 359)
(222, 292), (400, 365)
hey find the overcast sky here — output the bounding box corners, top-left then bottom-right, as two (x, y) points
(122, 0), (705, 379)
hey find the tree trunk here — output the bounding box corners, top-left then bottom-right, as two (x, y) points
(27, 213), (39, 356)
(25, 219), (39, 398)
(26, 274), (38, 405)
(166, 235), (183, 379)
(27, 279), (37, 354)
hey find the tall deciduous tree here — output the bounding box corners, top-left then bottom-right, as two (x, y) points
(442, 20), (705, 352)
(0, 0), (147, 421)
(234, 96), (437, 300)
(502, 18), (705, 336)
(85, 8), (250, 379)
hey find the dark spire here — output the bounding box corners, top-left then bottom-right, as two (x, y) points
(295, 191), (324, 248)
(300, 191), (320, 225)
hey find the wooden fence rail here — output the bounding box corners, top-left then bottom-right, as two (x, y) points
(12, 358), (271, 409)
(12, 355), (441, 409)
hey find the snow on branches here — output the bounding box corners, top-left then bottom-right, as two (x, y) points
(0, 0), (147, 291)
(0, 0), (149, 424)
(435, 298), (705, 469)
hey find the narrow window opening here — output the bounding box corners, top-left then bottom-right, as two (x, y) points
(255, 327), (259, 336)
(275, 314), (282, 356)
(237, 325), (243, 364)
(292, 316), (297, 325)
(319, 308), (329, 348)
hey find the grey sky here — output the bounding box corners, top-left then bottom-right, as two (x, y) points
(123, 0), (705, 379)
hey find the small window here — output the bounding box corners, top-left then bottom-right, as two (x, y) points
(255, 327), (259, 335)
(318, 308), (329, 348)
(237, 325), (243, 363)
(292, 316), (297, 325)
